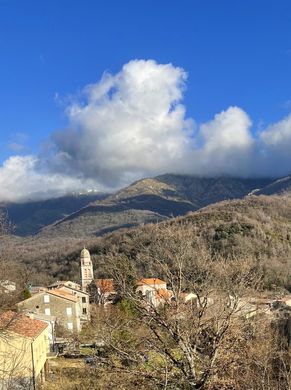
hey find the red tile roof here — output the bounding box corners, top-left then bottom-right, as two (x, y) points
(96, 279), (115, 294)
(0, 311), (47, 339)
(156, 288), (172, 299)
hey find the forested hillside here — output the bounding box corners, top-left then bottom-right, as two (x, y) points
(5, 195), (291, 291)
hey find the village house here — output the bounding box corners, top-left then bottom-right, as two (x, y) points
(0, 311), (49, 390)
(17, 289), (81, 333)
(94, 277), (173, 307)
(53, 284), (90, 322)
(95, 279), (116, 305)
(46, 251), (92, 320)
(136, 278), (172, 307)
(25, 312), (57, 351)
(17, 249), (95, 332)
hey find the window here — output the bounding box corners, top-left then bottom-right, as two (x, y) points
(67, 322), (73, 330)
(82, 297), (86, 303)
(44, 295), (50, 303)
(45, 308), (51, 315)
(82, 308), (87, 315)
(66, 307), (72, 316)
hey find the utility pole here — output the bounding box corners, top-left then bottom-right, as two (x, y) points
(31, 341), (36, 390)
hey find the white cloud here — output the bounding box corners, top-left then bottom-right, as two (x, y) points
(0, 155), (98, 203)
(52, 59), (194, 185)
(196, 107), (254, 176)
(258, 114), (291, 176)
(1, 59), (291, 202)
(260, 114), (291, 150)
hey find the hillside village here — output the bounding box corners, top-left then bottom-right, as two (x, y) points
(0, 246), (290, 389)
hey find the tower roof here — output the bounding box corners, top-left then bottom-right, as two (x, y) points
(81, 247), (90, 258)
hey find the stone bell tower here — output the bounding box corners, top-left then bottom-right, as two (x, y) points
(80, 247), (93, 291)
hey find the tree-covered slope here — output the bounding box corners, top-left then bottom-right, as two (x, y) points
(39, 175), (273, 239)
(6, 195), (290, 292)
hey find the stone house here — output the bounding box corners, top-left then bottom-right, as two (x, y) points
(55, 284), (90, 322)
(0, 311), (49, 389)
(17, 289), (81, 333)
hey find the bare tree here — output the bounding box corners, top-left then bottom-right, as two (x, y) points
(87, 224), (274, 389)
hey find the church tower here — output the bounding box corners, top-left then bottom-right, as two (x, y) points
(80, 247), (94, 291)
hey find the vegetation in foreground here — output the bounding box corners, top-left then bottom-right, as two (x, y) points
(1, 195), (291, 389)
(45, 222), (290, 389)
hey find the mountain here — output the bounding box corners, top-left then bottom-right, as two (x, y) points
(5, 173), (291, 239)
(155, 174), (272, 207)
(256, 175), (291, 196)
(0, 193), (107, 236)
(37, 175), (272, 239)
(9, 194), (291, 290)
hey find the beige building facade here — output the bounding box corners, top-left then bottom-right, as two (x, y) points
(0, 311), (49, 390)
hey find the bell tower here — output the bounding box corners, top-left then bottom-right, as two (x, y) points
(80, 247), (93, 291)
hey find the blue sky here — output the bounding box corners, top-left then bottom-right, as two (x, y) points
(1, 1), (291, 201)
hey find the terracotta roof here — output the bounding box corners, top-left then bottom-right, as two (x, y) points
(49, 289), (78, 302)
(136, 278), (167, 286)
(156, 288), (172, 299)
(0, 311), (47, 339)
(96, 279), (115, 294)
